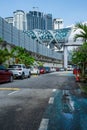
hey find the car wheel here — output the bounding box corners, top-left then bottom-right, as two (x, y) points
(37, 71), (40, 75)
(21, 73), (25, 79)
(9, 75), (13, 82)
(28, 72), (31, 78)
(36, 71), (38, 75)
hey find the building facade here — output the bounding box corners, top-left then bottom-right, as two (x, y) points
(5, 17), (13, 26)
(44, 14), (52, 30)
(26, 11), (44, 30)
(53, 18), (64, 30)
(13, 10), (26, 31)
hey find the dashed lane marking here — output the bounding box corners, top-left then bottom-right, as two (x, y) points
(38, 90), (56, 130)
(8, 90), (19, 95)
(38, 118), (49, 130)
(52, 89), (56, 92)
(0, 88), (20, 91)
(48, 97), (54, 104)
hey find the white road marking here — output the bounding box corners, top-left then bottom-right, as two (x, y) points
(52, 89), (56, 92)
(38, 118), (49, 130)
(48, 97), (54, 104)
(78, 83), (81, 87)
(8, 90), (19, 95)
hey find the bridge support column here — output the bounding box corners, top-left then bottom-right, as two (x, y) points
(64, 46), (68, 69)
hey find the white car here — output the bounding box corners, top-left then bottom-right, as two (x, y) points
(50, 67), (56, 72)
(67, 65), (73, 71)
(30, 66), (40, 75)
(8, 64), (31, 79)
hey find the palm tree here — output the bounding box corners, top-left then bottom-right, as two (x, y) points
(74, 22), (87, 42)
(73, 23), (87, 80)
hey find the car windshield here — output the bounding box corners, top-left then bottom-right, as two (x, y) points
(0, 65), (6, 70)
(9, 65), (21, 68)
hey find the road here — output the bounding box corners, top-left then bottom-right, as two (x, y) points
(0, 71), (85, 130)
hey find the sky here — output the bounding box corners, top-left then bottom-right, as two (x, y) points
(0, 0), (87, 27)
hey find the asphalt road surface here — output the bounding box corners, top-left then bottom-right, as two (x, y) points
(0, 71), (84, 130)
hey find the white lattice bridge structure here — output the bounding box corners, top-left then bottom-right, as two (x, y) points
(23, 27), (83, 68)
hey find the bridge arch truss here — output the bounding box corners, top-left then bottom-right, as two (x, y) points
(23, 28), (72, 50)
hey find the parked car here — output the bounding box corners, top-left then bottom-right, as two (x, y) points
(50, 67), (56, 72)
(67, 65), (73, 71)
(0, 65), (13, 83)
(59, 67), (65, 71)
(73, 67), (81, 75)
(30, 66), (40, 75)
(56, 67), (59, 71)
(44, 66), (51, 73)
(38, 66), (46, 74)
(8, 64), (31, 79)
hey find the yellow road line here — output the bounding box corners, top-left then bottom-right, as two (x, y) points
(0, 88), (20, 91)
(32, 75), (38, 77)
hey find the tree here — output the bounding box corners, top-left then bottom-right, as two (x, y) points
(0, 43), (35, 66)
(0, 38), (9, 65)
(74, 23), (87, 42)
(0, 38), (3, 42)
(72, 22), (87, 78)
(12, 46), (35, 66)
(0, 48), (9, 64)
(72, 42), (87, 77)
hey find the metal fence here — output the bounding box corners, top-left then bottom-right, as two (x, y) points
(0, 17), (62, 60)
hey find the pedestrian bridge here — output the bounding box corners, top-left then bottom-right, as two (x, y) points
(23, 28), (72, 49)
(24, 28), (83, 48)
(24, 28), (83, 68)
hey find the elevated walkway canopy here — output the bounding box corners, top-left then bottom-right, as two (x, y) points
(23, 27), (72, 49)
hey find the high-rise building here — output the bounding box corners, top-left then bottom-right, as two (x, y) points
(5, 17), (13, 26)
(26, 11), (44, 30)
(53, 18), (64, 30)
(4, 10), (53, 31)
(26, 11), (53, 30)
(13, 10), (26, 30)
(44, 14), (52, 30)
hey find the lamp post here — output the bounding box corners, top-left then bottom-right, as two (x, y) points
(63, 45), (68, 69)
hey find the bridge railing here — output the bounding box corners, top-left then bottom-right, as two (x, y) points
(64, 40), (83, 46)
